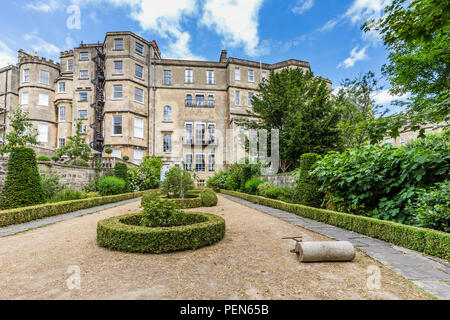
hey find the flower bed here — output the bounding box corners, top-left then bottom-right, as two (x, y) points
(97, 212), (226, 253)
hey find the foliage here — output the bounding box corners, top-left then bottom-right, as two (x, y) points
(96, 212), (226, 253)
(104, 148), (113, 154)
(362, 0), (450, 136)
(123, 156), (130, 161)
(206, 170), (230, 191)
(49, 189), (88, 203)
(0, 191), (146, 228)
(264, 185), (294, 203)
(312, 132), (449, 226)
(40, 172), (66, 200)
(239, 68), (343, 171)
(56, 120), (91, 161)
(70, 158), (90, 167)
(114, 162), (129, 192)
(0, 147), (45, 209)
(221, 189), (449, 260)
(140, 192), (183, 227)
(257, 181), (274, 197)
(37, 155), (51, 162)
(222, 161), (261, 191)
(244, 178), (265, 195)
(161, 167), (194, 198)
(51, 156), (60, 162)
(408, 181), (450, 232)
(199, 188), (218, 207)
(0, 108), (39, 155)
(293, 153), (323, 208)
(97, 176), (127, 196)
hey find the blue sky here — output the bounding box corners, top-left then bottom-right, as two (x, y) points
(0, 0), (408, 108)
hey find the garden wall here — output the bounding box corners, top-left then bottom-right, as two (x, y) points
(0, 158), (103, 192)
(260, 174), (294, 187)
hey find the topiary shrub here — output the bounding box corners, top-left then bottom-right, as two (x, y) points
(114, 162), (129, 191)
(0, 147), (45, 209)
(245, 178), (265, 195)
(295, 153), (323, 208)
(123, 155), (130, 161)
(49, 189), (88, 203)
(104, 148), (113, 155)
(200, 188), (218, 207)
(36, 155), (51, 162)
(98, 176), (126, 196)
(70, 158), (90, 167)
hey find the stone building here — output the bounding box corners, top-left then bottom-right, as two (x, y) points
(0, 31), (323, 185)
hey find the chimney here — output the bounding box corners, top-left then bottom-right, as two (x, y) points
(219, 50), (227, 63)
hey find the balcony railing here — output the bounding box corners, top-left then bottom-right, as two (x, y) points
(185, 100), (215, 108)
(182, 137), (218, 146)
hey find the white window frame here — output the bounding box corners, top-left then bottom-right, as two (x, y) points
(59, 106), (66, 122)
(80, 52), (89, 61)
(195, 153), (206, 173)
(248, 92), (254, 107)
(111, 148), (122, 159)
(185, 69), (193, 83)
(185, 122), (193, 144)
(262, 71), (267, 81)
(39, 70), (50, 85)
(235, 90), (240, 106)
(248, 69), (255, 82)
(185, 153), (193, 172)
(163, 106), (172, 122)
(208, 153), (216, 172)
(23, 69), (30, 83)
(195, 122), (206, 145)
(207, 123), (216, 144)
(135, 43), (144, 55)
(163, 70), (172, 85)
(58, 82), (66, 93)
(133, 149), (144, 165)
(135, 64), (143, 79)
(195, 93), (205, 107)
(38, 92), (49, 106)
(134, 117), (144, 139)
(114, 61), (123, 74)
(114, 39), (124, 50)
(112, 115), (123, 136)
(185, 93), (193, 106)
(79, 110), (88, 120)
(21, 91), (29, 105)
(235, 67), (240, 81)
(134, 87), (144, 103)
(67, 59), (73, 71)
(79, 124), (87, 134)
(80, 70), (89, 79)
(163, 134), (172, 153)
(37, 123), (48, 143)
(207, 94), (215, 107)
(113, 85), (123, 99)
(207, 70), (214, 84)
(79, 92), (88, 102)
(58, 138), (65, 148)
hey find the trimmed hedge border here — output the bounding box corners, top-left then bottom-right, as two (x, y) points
(97, 212), (226, 253)
(0, 191), (148, 228)
(221, 190), (450, 260)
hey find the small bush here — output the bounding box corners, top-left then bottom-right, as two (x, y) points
(114, 162), (129, 191)
(245, 178), (265, 195)
(141, 193), (183, 227)
(70, 158), (90, 167)
(200, 188), (218, 207)
(123, 156), (130, 161)
(49, 189), (88, 203)
(98, 176), (127, 196)
(207, 170), (229, 191)
(51, 156), (60, 162)
(257, 181), (274, 196)
(36, 155), (51, 162)
(40, 172), (66, 199)
(265, 185), (294, 202)
(0, 147), (45, 209)
(225, 172), (241, 191)
(161, 167), (194, 198)
(294, 153), (323, 208)
(104, 148), (113, 154)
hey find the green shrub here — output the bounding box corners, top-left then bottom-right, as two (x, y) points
(221, 189), (450, 260)
(97, 212), (226, 253)
(140, 192), (183, 227)
(104, 148), (113, 154)
(200, 188), (218, 206)
(36, 155), (51, 162)
(257, 181), (274, 196)
(207, 170), (229, 191)
(128, 156), (163, 191)
(409, 181), (450, 232)
(225, 172), (240, 191)
(161, 167), (194, 198)
(0, 147), (45, 209)
(245, 178), (265, 195)
(265, 185), (294, 202)
(40, 172), (66, 199)
(0, 191), (146, 227)
(70, 158), (90, 167)
(51, 156), (60, 162)
(98, 176), (126, 196)
(294, 153), (323, 208)
(49, 189), (88, 203)
(123, 156), (130, 161)
(114, 162), (129, 191)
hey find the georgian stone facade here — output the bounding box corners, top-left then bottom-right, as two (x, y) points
(0, 31), (326, 184)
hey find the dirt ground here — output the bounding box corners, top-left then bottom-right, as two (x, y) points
(0, 195), (432, 300)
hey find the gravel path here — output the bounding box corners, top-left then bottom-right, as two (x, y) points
(0, 195), (432, 300)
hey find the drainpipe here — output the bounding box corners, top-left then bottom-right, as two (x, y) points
(2, 69), (8, 144)
(152, 56), (157, 156)
(147, 45), (151, 156)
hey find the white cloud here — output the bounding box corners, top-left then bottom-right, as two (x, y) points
(0, 41), (16, 68)
(24, 29), (61, 58)
(372, 89), (410, 106)
(337, 46), (369, 69)
(200, 0), (265, 57)
(25, 0), (63, 12)
(292, 0), (314, 15)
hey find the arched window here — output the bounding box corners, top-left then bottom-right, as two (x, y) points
(163, 105), (172, 121)
(163, 134), (172, 153)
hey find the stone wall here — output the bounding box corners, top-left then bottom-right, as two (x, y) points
(0, 158), (102, 192)
(260, 174), (295, 187)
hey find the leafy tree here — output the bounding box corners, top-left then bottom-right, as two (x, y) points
(241, 68), (343, 171)
(363, 0), (450, 136)
(127, 156), (163, 191)
(56, 120), (91, 161)
(161, 167), (194, 199)
(0, 108), (39, 155)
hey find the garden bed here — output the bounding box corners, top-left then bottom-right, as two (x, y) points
(97, 212), (226, 253)
(0, 191), (148, 227)
(221, 190), (450, 260)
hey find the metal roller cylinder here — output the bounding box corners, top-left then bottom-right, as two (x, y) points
(295, 241), (355, 262)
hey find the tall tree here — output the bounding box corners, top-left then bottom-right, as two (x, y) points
(241, 68), (343, 172)
(363, 0), (450, 135)
(0, 108), (39, 155)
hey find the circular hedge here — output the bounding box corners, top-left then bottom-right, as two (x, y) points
(97, 212), (225, 253)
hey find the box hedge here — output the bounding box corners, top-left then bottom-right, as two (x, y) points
(97, 212), (226, 253)
(221, 190), (450, 260)
(0, 191), (147, 227)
